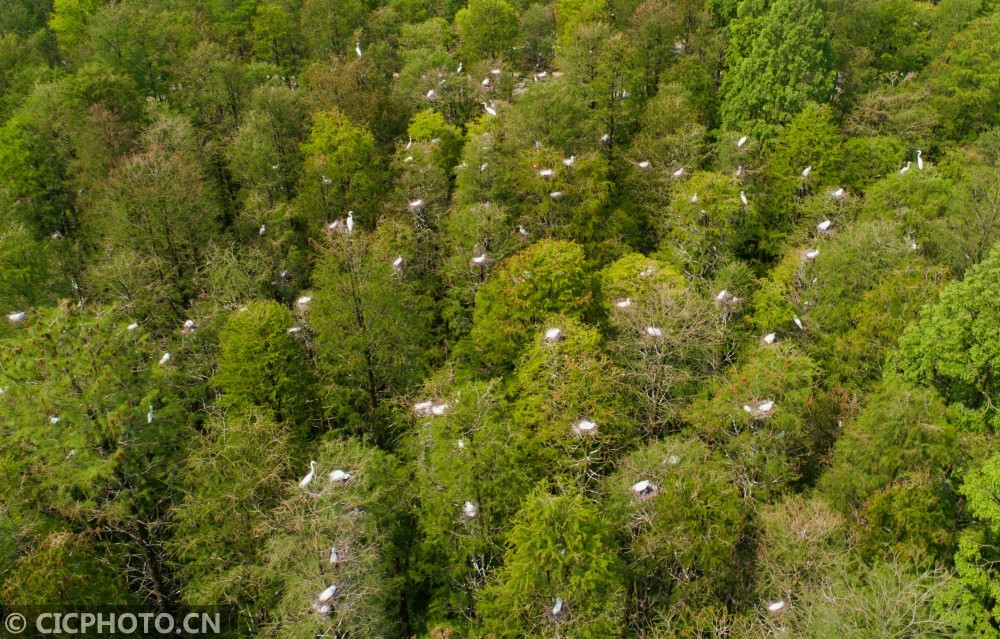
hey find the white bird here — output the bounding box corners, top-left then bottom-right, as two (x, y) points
(413, 400), (434, 416)
(480, 163), (489, 172)
(346, 211), (354, 234)
(127, 322), (139, 330)
(672, 167), (685, 178)
(457, 438), (466, 449)
(737, 136), (748, 148)
(463, 501), (478, 518)
(7, 312), (26, 323)
(758, 401), (774, 413)
(805, 249), (819, 259)
(51, 230), (63, 240)
(550, 191), (562, 201)
(491, 68), (501, 76)
(900, 161), (911, 174)
(637, 160), (651, 169)
(801, 166), (812, 177)
(552, 598), (564, 615)
(297, 296), (312, 309)
(404, 156), (413, 163)
(831, 188), (845, 199)
(405, 136), (412, 150)
(328, 220), (341, 231)
(471, 253), (488, 266)
(355, 42), (362, 58)
(600, 133), (610, 143)
(763, 332), (777, 344)
(409, 199), (424, 210)
(159, 353), (171, 365)
(544, 327), (562, 341)
(517, 225), (529, 238)
(538, 168), (554, 178)
(716, 289), (730, 302)
(183, 319), (195, 331)
(329, 469), (352, 483)
(431, 402), (450, 416)
(287, 326), (302, 333)
(50, 416), (60, 425)
(574, 419), (597, 434)
(456, 62), (463, 73)
(259, 224), (266, 236)
(740, 191), (748, 206)
(691, 193), (698, 203)
(817, 219), (832, 232)
(299, 461), (316, 488)
(317, 584), (338, 603)
(631, 480), (655, 496)
(562, 156), (575, 167)
(916, 150), (923, 170)
(793, 316), (804, 330)
(736, 165), (743, 177)
(426, 89), (436, 100)
(645, 326), (663, 337)
(767, 600), (785, 613)
(148, 405), (154, 424)
(615, 298), (632, 309)
(481, 77), (490, 87)
(323, 176), (333, 186)
(483, 101), (497, 117)
(392, 256), (405, 274)
(330, 547), (340, 564)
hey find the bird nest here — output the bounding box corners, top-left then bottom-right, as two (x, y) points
(742, 399), (776, 420)
(572, 420), (598, 436)
(545, 598), (570, 623)
(631, 480), (658, 501)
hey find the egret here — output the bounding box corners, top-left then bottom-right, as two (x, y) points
(716, 289), (730, 302)
(817, 219), (832, 232)
(831, 188), (845, 199)
(645, 326), (663, 337)
(297, 296), (312, 310)
(313, 603), (331, 615)
(471, 253), (488, 266)
(736, 165), (743, 177)
(538, 168), (554, 178)
(51, 230), (63, 240)
(183, 319), (195, 334)
(917, 149), (923, 170)
(900, 161), (911, 174)
(544, 327), (562, 341)
(737, 136), (748, 148)
(330, 547), (340, 564)
(299, 461), (316, 488)
(392, 256), (405, 275)
(615, 298), (632, 309)
(404, 156), (413, 162)
(573, 419), (597, 435)
(431, 402), (450, 416)
(562, 156), (575, 167)
(480, 163), (489, 172)
(491, 68), (501, 76)
(405, 136), (412, 150)
(600, 133), (610, 143)
(148, 405), (154, 424)
(50, 416), (60, 425)
(481, 77), (490, 87)
(804, 249), (819, 259)
(691, 193), (698, 203)
(552, 598), (564, 615)
(759, 400), (774, 413)
(413, 400), (434, 416)
(793, 316), (804, 330)
(323, 176), (332, 186)
(637, 160), (651, 169)
(672, 167), (685, 178)
(517, 226), (529, 237)
(287, 326), (302, 333)
(483, 101), (497, 117)
(456, 62), (463, 73)
(763, 332), (777, 344)
(639, 266), (654, 277)
(631, 480), (656, 498)
(909, 239), (919, 251)
(329, 469), (352, 483)
(409, 199), (424, 210)
(802, 166), (812, 178)
(767, 601), (785, 613)
(355, 42), (362, 58)
(463, 501), (478, 518)
(346, 211), (354, 234)
(259, 224), (266, 236)
(159, 353), (171, 365)
(426, 89), (436, 100)
(7, 312), (26, 323)
(317, 584), (338, 603)
(457, 439), (466, 449)
(127, 322), (139, 330)
(328, 220), (341, 231)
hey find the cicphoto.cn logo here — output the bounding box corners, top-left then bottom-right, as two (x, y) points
(1, 608), (237, 638)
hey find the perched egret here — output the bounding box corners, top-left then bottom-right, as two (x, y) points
(413, 400), (434, 416)
(50, 416), (61, 425)
(917, 149), (923, 170)
(159, 353), (171, 365)
(804, 249), (819, 259)
(736, 164), (743, 177)
(462, 501), (478, 518)
(299, 461), (316, 488)
(762, 332), (777, 345)
(645, 326), (663, 337)
(317, 584), (338, 603)
(329, 469), (352, 483)
(491, 68), (501, 76)
(392, 256), (405, 275)
(409, 199), (424, 210)
(480, 163), (489, 172)
(801, 166), (812, 177)
(259, 224), (266, 236)
(817, 219), (832, 232)
(517, 225), (529, 237)
(637, 160), (651, 169)
(431, 402), (450, 416)
(405, 136), (412, 150)
(51, 230), (63, 240)
(716, 289), (730, 302)
(631, 480), (656, 498)
(544, 327), (562, 341)
(793, 316), (804, 330)
(481, 77), (490, 87)
(297, 296), (312, 309)
(355, 42), (362, 58)
(148, 405), (154, 424)
(600, 133), (610, 143)
(767, 601), (785, 613)
(456, 62), (463, 73)
(672, 167), (685, 178)
(328, 220), (341, 231)
(573, 419), (597, 435)
(346, 211), (354, 234)
(639, 266), (654, 277)
(457, 439), (466, 449)
(552, 598), (564, 615)
(737, 136), (748, 148)
(471, 253), (489, 266)
(330, 547), (340, 564)
(483, 101), (497, 117)
(426, 89), (436, 100)
(127, 322), (139, 330)
(740, 191), (748, 206)
(614, 298), (633, 309)
(758, 400), (774, 413)
(900, 161), (911, 174)
(287, 326), (302, 334)
(690, 193), (698, 203)
(404, 155), (413, 163)
(7, 311), (27, 323)
(562, 156), (575, 167)
(538, 168), (554, 178)
(323, 176), (332, 186)
(831, 188), (845, 199)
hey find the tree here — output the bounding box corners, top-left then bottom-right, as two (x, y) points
(454, 0), (520, 62)
(720, 0), (836, 133)
(479, 486), (627, 638)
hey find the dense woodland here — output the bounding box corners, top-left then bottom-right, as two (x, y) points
(2, 0), (1000, 636)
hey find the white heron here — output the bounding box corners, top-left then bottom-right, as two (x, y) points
(917, 150), (923, 170)
(259, 224), (266, 236)
(637, 160), (651, 169)
(50, 416), (61, 425)
(392, 256), (405, 274)
(615, 298), (632, 309)
(405, 136), (412, 150)
(562, 156), (575, 167)
(457, 438), (466, 449)
(716, 289), (730, 302)
(801, 166), (812, 178)
(544, 327), (562, 341)
(517, 225), (529, 237)
(346, 211), (354, 234)
(51, 230), (63, 240)
(431, 402), (450, 416)
(805, 249), (819, 259)
(409, 199), (424, 210)
(491, 68), (501, 76)
(329, 469), (352, 483)
(737, 136), (748, 148)
(426, 89), (436, 100)
(645, 326), (663, 337)
(831, 188), (845, 199)
(793, 316), (804, 330)
(7, 312), (26, 323)
(552, 598), (565, 617)
(690, 193), (698, 203)
(758, 400), (774, 413)
(330, 547), (340, 564)
(127, 322), (139, 330)
(483, 101), (497, 116)
(404, 155), (413, 163)
(480, 163), (489, 172)
(763, 332), (777, 345)
(631, 480), (655, 497)
(355, 42), (363, 58)
(817, 219), (832, 232)
(600, 133), (610, 143)
(736, 165), (743, 177)
(900, 161), (911, 174)
(481, 77), (491, 87)
(740, 191), (748, 206)
(767, 600), (785, 613)
(456, 62), (463, 73)
(328, 220), (341, 231)
(672, 167), (685, 178)
(183, 319), (195, 332)
(463, 501), (478, 518)
(538, 168), (554, 178)
(148, 405), (154, 424)
(574, 419), (597, 435)
(317, 584), (338, 603)
(299, 461), (316, 488)
(322, 176), (332, 186)
(471, 253), (488, 266)
(287, 326), (302, 333)
(297, 296), (312, 309)
(159, 353), (171, 365)
(413, 400), (434, 416)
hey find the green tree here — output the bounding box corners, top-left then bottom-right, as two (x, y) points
(454, 0), (519, 62)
